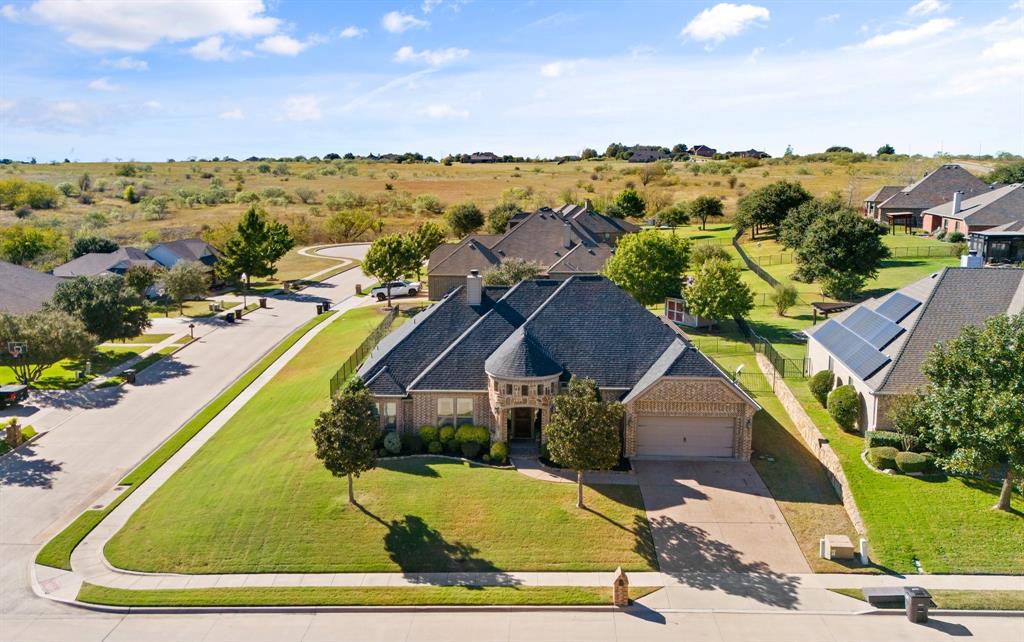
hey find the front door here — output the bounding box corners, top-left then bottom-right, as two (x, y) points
(511, 408), (536, 440)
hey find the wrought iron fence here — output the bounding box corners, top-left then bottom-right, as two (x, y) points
(754, 337), (810, 379)
(328, 306), (400, 397)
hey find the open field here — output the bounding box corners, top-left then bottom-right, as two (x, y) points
(0, 156), (992, 248)
(104, 305), (655, 574)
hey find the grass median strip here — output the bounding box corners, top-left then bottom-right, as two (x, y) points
(77, 583), (658, 607)
(831, 588), (1024, 611)
(34, 311), (337, 571)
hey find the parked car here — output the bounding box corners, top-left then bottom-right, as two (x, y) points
(371, 280), (421, 301)
(0, 384), (28, 409)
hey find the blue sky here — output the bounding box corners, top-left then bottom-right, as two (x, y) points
(2, 1), (1022, 161)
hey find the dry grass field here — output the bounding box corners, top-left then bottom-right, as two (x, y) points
(0, 155), (993, 248)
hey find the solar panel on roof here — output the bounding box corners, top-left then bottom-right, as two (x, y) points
(842, 307), (904, 349)
(876, 292), (921, 323)
(813, 320), (891, 380)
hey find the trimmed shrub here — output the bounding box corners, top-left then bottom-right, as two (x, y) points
(445, 438), (461, 454)
(490, 441), (509, 463)
(935, 229), (946, 240)
(378, 447), (388, 457)
(419, 425), (439, 443)
(895, 451), (928, 474)
(809, 371), (833, 407)
(455, 424), (489, 445)
(947, 231), (965, 243)
(865, 431), (903, 450)
(460, 440), (482, 459)
(439, 426), (455, 444)
(482, 454), (492, 463)
(868, 446), (899, 470)
(827, 385), (860, 432)
(383, 432), (402, 455)
(427, 440), (443, 454)
(921, 452), (938, 473)
(401, 433), (423, 455)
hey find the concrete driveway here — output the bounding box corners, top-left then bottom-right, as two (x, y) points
(635, 460), (810, 575)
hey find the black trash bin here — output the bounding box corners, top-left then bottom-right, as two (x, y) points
(224, 311), (235, 323)
(323, 301), (331, 311)
(904, 587), (932, 623)
(316, 303), (324, 314)
(123, 369), (137, 385)
(259, 297), (267, 308)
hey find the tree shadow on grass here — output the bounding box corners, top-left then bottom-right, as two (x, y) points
(378, 457), (440, 478)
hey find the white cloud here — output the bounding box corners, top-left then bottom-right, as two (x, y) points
(859, 18), (956, 48)
(88, 77), (119, 92)
(421, 104), (468, 119)
(284, 95), (321, 121)
(1012, 1), (1023, 9)
(381, 11), (428, 33)
(144, 100), (162, 110)
(256, 34), (321, 56)
(982, 37), (1024, 60)
(820, 13), (840, 24)
(220, 108), (245, 120)
(339, 25), (366, 39)
(540, 60), (581, 77)
(394, 45), (468, 66)
(422, 0), (442, 13)
(30, 0), (279, 51)
(681, 3), (770, 45)
(189, 35), (248, 61)
(104, 56), (148, 71)
(748, 47), (765, 62)
(0, 98), (116, 133)
(907, 0), (950, 17)
(1, 4), (19, 20)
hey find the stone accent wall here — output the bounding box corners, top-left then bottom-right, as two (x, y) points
(624, 378), (754, 460)
(486, 374), (559, 442)
(755, 353), (867, 533)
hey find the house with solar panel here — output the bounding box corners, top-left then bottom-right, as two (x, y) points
(806, 266), (1024, 431)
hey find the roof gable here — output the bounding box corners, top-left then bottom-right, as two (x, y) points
(0, 261), (61, 314)
(924, 183), (1024, 226)
(880, 165), (990, 211)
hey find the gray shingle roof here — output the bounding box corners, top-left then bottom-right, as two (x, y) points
(878, 165), (990, 212)
(864, 186), (901, 204)
(0, 261), (61, 315)
(149, 238), (220, 267)
(52, 247), (157, 278)
(973, 219), (1024, 236)
(923, 183), (1024, 226)
(484, 329), (563, 378)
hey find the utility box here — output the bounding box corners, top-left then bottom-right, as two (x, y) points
(904, 587), (933, 623)
(612, 567), (629, 607)
(824, 534), (855, 560)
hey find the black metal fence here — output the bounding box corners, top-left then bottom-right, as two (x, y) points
(754, 337), (810, 379)
(732, 231), (781, 288)
(328, 306), (399, 397)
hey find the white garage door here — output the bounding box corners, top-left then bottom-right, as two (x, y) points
(636, 416), (735, 458)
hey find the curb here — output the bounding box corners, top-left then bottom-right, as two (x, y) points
(0, 430), (43, 460)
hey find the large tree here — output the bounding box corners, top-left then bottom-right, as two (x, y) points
(486, 201), (521, 234)
(216, 205), (295, 289)
(326, 208), (377, 243)
(613, 187), (646, 219)
(778, 193), (851, 250)
(544, 377), (624, 508)
(0, 310), (95, 385)
(163, 260), (210, 314)
(794, 211), (890, 299)
(0, 225), (62, 266)
(311, 378), (380, 505)
(411, 221), (446, 278)
(689, 195), (723, 230)
(734, 180), (812, 239)
(920, 314), (1024, 512)
(70, 235), (119, 259)
(48, 275), (149, 342)
(482, 257), (543, 286)
(684, 257), (754, 323)
(986, 161), (1024, 185)
(123, 263), (161, 297)
(362, 234), (419, 306)
(445, 202), (484, 238)
(604, 232), (690, 306)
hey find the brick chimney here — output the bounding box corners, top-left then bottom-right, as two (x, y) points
(466, 269), (482, 305)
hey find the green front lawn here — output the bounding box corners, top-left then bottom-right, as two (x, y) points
(148, 299), (240, 319)
(105, 305), (654, 574)
(78, 584), (658, 608)
(833, 588), (1024, 611)
(0, 346), (145, 389)
(105, 333), (173, 345)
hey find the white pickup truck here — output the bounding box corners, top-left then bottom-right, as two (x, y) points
(371, 280), (421, 301)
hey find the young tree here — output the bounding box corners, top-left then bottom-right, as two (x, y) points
(770, 283), (798, 316)
(445, 202), (484, 238)
(70, 235), (119, 259)
(48, 275), (150, 342)
(0, 225), (61, 266)
(411, 221), (446, 278)
(734, 180), (812, 239)
(794, 211), (890, 299)
(689, 195), (724, 230)
(777, 194), (850, 250)
(613, 187), (646, 219)
(0, 310), (95, 385)
(684, 257), (754, 322)
(326, 209), (377, 243)
(604, 232), (690, 306)
(311, 378), (380, 505)
(362, 234), (418, 307)
(163, 260), (210, 314)
(482, 258), (544, 285)
(654, 202), (690, 227)
(920, 314), (1024, 512)
(691, 243), (731, 266)
(124, 263), (162, 297)
(544, 377), (624, 508)
(486, 201), (521, 234)
(216, 205), (295, 289)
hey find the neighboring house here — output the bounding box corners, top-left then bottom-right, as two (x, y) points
(146, 238), (220, 271)
(0, 261), (61, 315)
(358, 273), (759, 460)
(626, 146), (671, 163)
(968, 219), (1024, 264)
(690, 145), (717, 158)
(426, 204), (639, 299)
(863, 185), (901, 220)
(466, 152), (500, 163)
(806, 266), (1024, 432)
(51, 247), (158, 278)
(866, 164), (991, 227)
(921, 183), (1024, 236)
(727, 149), (770, 159)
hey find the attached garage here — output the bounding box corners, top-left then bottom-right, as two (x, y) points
(635, 415), (735, 459)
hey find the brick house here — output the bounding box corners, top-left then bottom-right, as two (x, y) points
(358, 274), (759, 460)
(921, 183), (1023, 236)
(864, 164), (990, 228)
(806, 266), (1024, 432)
(426, 204), (638, 300)
(690, 145), (717, 158)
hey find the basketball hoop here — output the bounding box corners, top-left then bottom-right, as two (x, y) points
(7, 341), (27, 358)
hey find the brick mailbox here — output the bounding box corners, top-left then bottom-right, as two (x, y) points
(612, 567), (629, 607)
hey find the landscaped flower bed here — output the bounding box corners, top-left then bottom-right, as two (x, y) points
(375, 424), (509, 465)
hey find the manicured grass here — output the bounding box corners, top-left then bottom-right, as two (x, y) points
(175, 335), (194, 345)
(105, 306), (654, 575)
(272, 248), (346, 282)
(105, 333), (174, 345)
(0, 346), (146, 389)
(77, 583), (658, 607)
(35, 311), (338, 571)
(832, 588), (1024, 611)
(148, 299), (240, 319)
(98, 346), (179, 388)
